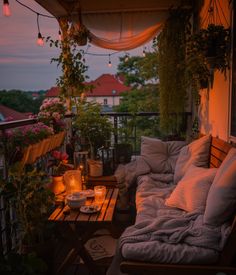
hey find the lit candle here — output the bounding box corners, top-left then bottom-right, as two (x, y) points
(94, 185), (106, 204)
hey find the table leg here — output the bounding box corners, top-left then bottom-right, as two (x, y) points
(67, 223), (103, 275)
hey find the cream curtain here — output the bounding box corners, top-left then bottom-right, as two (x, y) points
(72, 11), (168, 50)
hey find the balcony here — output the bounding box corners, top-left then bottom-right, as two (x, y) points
(0, 111), (190, 274)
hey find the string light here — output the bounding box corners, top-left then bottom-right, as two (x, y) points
(7, 0), (150, 63)
(142, 46), (146, 57)
(3, 0), (10, 16)
(58, 29), (62, 41)
(124, 53), (129, 62)
(108, 54), (112, 67)
(36, 13), (44, 46)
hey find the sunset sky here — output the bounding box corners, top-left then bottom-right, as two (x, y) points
(0, 0), (149, 91)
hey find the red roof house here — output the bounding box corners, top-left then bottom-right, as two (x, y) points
(86, 74), (130, 97)
(45, 74), (130, 98)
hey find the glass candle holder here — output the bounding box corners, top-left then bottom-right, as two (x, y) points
(94, 185), (106, 204)
(64, 170), (82, 195)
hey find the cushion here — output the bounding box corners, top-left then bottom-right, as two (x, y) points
(204, 148), (236, 225)
(141, 136), (185, 174)
(174, 135), (211, 184)
(165, 165), (217, 212)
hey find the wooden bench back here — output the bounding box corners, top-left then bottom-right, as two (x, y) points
(209, 137), (232, 168)
(209, 137), (236, 266)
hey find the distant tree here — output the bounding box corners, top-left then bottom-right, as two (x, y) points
(116, 48), (159, 113)
(0, 90), (45, 114)
(117, 51), (159, 88)
(115, 85), (159, 113)
(115, 50), (161, 147)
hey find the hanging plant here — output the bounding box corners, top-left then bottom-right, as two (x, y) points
(69, 23), (90, 46)
(157, 8), (191, 136)
(186, 24), (230, 90)
(47, 18), (91, 103)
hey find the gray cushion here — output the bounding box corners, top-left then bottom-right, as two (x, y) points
(174, 135), (211, 184)
(204, 148), (236, 225)
(141, 136), (185, 174)
(166, 165), (217, 212)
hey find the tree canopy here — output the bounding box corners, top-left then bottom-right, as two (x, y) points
(0, 90), (45, 114)
(115, 49), (159, 113)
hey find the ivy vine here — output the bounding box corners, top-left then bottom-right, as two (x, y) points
(47, 18), (90, 101)
(156, 9), (191, 136)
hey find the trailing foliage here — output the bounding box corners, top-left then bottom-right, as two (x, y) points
(157, 9), (191, 135)
(47, 19), (91, 100)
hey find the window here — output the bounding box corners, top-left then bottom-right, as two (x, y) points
(103, 98), (108, 105)
(231, 1), (236, 137)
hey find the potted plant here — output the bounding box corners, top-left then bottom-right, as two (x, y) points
(73, 101), (113, 159)
(186, 24), (230, 89)
(5, 122), (54, 167)
(47, 150), (71, 195)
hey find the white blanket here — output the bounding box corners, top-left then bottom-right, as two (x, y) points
(119, 175), (231, 264)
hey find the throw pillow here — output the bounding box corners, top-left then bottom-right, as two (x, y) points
(141, 136), (185, 174)
(174, 135), (211, 184)
(165, 165), (217, 212)
(204, 148), (236, 225)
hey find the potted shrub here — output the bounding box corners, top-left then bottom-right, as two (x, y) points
(73, 100), (113, 159)
(0, 165), (55, 271)
(73, 101), (113, 176)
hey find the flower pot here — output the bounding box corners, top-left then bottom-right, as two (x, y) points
(88, 160), (103, 177)
(42, 137), (51, 155)
(20, 145), (32, 166)
(26, 143), (42, 164)
(49, 176), (65, 195)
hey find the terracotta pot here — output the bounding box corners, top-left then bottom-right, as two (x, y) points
(49, 176), (65, 195)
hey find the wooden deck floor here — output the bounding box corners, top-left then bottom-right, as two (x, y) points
(48, 210), (134, 275)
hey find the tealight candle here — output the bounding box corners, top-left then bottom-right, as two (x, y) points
(94, 185), (106, 204)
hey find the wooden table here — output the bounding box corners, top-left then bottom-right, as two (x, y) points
(49, 188), (119, 275)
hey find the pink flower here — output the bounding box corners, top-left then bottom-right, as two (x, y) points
(52, 150), (61, 160)
(60, 152), (68, 160)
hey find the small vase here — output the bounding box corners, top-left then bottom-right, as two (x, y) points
(49, 176), (65, 195)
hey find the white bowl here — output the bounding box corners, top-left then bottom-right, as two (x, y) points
(66, 193), (86, 209)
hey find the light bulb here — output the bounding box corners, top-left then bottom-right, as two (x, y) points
(3, 0), (10, 16)
(108, 54), (112, 67)
(37, 32), (44, 46)
(58, 29), (62, 41)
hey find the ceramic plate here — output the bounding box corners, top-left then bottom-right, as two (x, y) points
(80, 189), (95, 198)
(80, 205), (100, 214)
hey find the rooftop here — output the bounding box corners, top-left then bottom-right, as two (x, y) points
(46, 74), (130, 97)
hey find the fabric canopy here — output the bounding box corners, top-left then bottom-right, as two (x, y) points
(72, 11), (168, 50)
